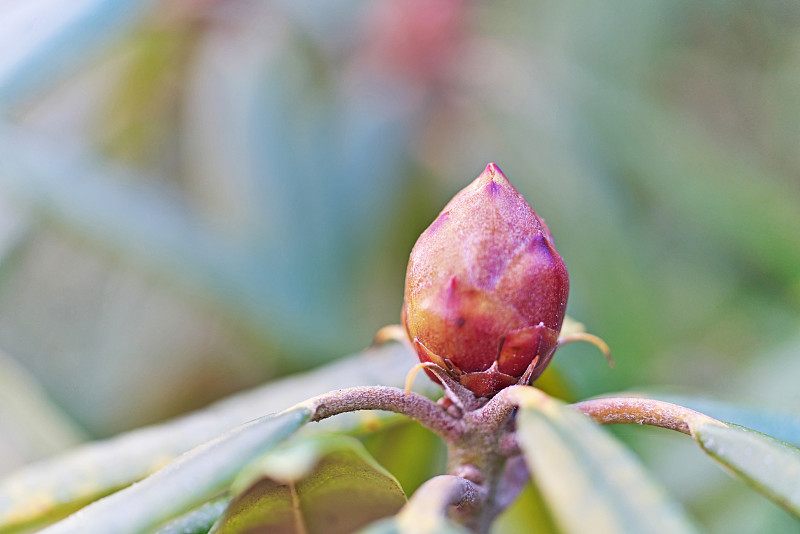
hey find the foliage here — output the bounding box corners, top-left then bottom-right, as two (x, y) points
(1, 1), (800, 533)
(2, 342), (800, 533)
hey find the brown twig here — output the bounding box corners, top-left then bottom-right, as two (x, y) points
(569, 396), (725, 435)
(298, 386), (464, 442)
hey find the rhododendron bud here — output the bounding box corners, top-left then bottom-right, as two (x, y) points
(402, 164), (569, 397)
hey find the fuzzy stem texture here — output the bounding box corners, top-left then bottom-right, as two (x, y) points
(299, 386), (464, 441)
(297, 385), (520, 533)
(569, 397), (726, 434)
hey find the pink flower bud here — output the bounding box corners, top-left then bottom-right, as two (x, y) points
(402, 164), (568, 397)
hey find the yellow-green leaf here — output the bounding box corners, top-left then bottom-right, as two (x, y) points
(151, 499), (230, 534)
(491, 482), (561, 534)
(515, 388), (700, 534)
(691, 422), (800, 520)
(360, 418), (447, 495)
(211, 436), (406, 534)
(567, 394), (800, 521)
(37, 407), (310, 534)
(0, 344), (431, 533)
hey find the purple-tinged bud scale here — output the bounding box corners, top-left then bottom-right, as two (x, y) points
(402, 164), (569, 397)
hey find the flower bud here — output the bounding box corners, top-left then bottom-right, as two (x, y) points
(402, 163), (568, 397)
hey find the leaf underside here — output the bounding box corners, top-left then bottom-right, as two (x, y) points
(516, 390), (700, 534)
(37, 407), (311, 534)
(691, 422), (800, 520)
(212, 437), (406, 534)
(576, 392), (800, 523)
(0, 344), (428, 534)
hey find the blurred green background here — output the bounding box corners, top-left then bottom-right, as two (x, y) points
(1, 0), (800, 532)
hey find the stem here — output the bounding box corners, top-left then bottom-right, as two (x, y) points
(569, 397), (725, 435)
(482, 387), (726, 437)
(445, 388), (526, 534)
(466, 385), (524, 430)
(299, 386), (463, 442)
(493, 455), (529, 511)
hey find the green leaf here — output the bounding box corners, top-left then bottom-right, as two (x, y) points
(567, 394), (800, 521)
(691, 422), (800, 520)
(0, 344), (431, 533)
(0, 122), (278, 344)
(37, 407), (310, 534)
(491, 482), (561, 534)
(151, 499), (230, 534)
(360, 418), (447, 495)
(210, 436), (405, 534)
(514, 388), (700, 534)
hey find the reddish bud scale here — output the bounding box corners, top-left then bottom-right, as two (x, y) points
(402, 164), (568, 397)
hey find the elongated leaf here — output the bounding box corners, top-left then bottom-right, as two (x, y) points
(515, 388), (700, 534)
(211, 436), (406, 534)
(691, 422), (800, 520)
(569, 395), (800, 521)
(37, 407), (309, 534)
(184, 10), (410, 351)
(0, 0), (154, 111)
(0, 123), (280, 342)
(151, 499), (230, 534)
(0, 120), (378, 361)
(0, 343), (429, 533)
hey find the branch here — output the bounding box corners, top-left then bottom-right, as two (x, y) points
(475, 387), (726, 437)
(466, 385), (528, 430)
(569, 396), (726, 435)
(298, 386), (464, 442)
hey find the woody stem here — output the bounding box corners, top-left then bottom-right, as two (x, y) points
(299, 386), (464, 442)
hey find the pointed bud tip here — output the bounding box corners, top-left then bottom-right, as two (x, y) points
(474, 162), (515, 191)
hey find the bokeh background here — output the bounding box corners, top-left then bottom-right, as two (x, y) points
(1, 1), (800, 532)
